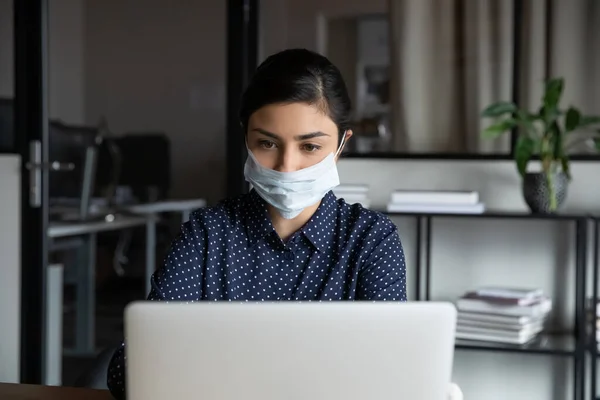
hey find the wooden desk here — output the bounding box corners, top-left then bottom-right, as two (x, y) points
(0, 383), (112, 400)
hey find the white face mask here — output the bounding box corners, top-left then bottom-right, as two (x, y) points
(244, 134), (346, 219)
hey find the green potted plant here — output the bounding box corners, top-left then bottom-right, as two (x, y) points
(481, 77), (600, 213)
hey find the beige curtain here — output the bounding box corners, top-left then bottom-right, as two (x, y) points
(388, 0), (600, 154)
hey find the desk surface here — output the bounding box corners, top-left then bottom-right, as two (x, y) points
(48, 214), (151, 238)
(0, 383), (111, 400)
(126, 198), (206, 214)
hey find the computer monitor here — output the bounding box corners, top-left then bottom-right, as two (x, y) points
(96, 133), (170, 202)
(49, 121), (99, 220)
(0, 98), (14, 152)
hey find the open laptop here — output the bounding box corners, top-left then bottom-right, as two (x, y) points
(124, 301), (457, 400)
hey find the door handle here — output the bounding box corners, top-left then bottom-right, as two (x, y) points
(26, 141), (75, 208)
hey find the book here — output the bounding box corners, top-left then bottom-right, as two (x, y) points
(386, 202), (485, 214)
(457, 311), (541, 326)
(456, 296), (552, 318)
(462, 291), (542, 306)
(457, 318), (544, 332)
(456, 329), (540, 345)
(474, 287), (544, 300)
(390, 190), (479, 205)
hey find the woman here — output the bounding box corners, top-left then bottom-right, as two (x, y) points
(107, 48), (406, 399)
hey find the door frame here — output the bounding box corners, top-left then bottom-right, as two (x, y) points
(14, 0), (49, 384)
(225, 0), (259, 197)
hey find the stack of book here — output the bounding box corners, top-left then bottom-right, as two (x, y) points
(386, 190), (485, 214)
(333, 184), (370, 208)
(455, 287), (552, 345)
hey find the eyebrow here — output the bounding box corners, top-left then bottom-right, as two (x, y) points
(251, 128), (330, 141)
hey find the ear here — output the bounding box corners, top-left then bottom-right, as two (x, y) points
(335, 130), (353, 161)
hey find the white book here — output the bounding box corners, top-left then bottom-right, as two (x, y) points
(386, 202), (485, 214)
(474, 287), (543, 300)
(456, 296), (552, 318)
(457, 318), (544, 332)
(390, 190), (479, 205)
(458, 323), (543, 338)
(456, 330), (539, 345)
(457, 311), (540, 326)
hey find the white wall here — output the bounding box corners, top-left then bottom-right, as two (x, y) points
(83, 0), (226, 202)
(48, 0), (86, 125)
(338, 158), (600, 400)
(0, 0), (13, 98)
(260, 0), (387, 58)
(0, 155), (21, 383)
(0, 0), (85, 122)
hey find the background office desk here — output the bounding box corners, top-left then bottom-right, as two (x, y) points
(125, 198), (206, 294)
(0, 383), (111, 400)
(125, 198), (206, 224)
(48, 214), (157, 356)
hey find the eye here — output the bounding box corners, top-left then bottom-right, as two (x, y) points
(302, 143), (322, 152)
(258, 140), (276, 149)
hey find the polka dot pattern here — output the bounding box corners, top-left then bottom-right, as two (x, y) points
(107, 190), (407, 398)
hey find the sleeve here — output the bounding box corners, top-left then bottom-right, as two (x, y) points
(356, 221), (407, 302)
(106, 216), (206, 399)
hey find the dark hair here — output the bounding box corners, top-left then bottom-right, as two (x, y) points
(239, 48), (352, 144)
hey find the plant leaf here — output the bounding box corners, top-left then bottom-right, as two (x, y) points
(565, 107), (581, 132)
(515, 135), (535, 177)
(515, 110), (539, 136)
(559, 155), (571, 180)
(549, 121), (563, 159)
(578, 115), (600, 128)
(543, 78), (564, 111)
(481, 102), (517, 118)
(595, 135), (600, 152)
(482, 119), (517, 138)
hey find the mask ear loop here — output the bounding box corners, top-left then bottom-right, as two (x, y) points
(334, 130), (348, 158)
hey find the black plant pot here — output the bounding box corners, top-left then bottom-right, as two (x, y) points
(522, 172), (568, 213)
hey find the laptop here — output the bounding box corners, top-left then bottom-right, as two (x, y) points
(124, 301), (457, 400)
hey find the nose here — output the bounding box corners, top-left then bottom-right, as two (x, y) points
(274, 148), (300, 173)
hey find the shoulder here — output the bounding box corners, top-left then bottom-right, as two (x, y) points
(170, 193), (252, 251)
(187, 192), (252, 229)
(335, 197), (398, 240)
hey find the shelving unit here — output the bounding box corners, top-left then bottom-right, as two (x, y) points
(383, 210), (589, 400)
(590, 217), (599, 400)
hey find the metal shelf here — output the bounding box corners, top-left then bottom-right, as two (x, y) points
(386, 210), (590, 400)
(455, 333), (576, 356)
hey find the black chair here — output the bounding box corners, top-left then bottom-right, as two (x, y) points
(73, 346), (117, 389)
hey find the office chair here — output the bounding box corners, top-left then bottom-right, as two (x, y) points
(96, 132), (173, 277)
(72, 345), (118, 389)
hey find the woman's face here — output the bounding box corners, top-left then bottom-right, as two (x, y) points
(246, 103), (350, 172)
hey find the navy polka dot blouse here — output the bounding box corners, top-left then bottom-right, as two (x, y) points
(107, 190), (407, 399)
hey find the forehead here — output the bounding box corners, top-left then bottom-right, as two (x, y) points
(248, 103), (338, 136)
